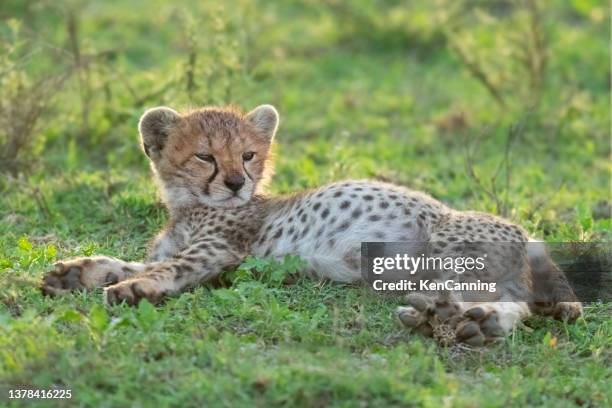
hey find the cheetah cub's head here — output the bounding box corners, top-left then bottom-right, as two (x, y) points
(138, 105), (278, 209)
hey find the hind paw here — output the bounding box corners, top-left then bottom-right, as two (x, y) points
(397, 293), (462, 341)
(534, 300), (583, 322)
(396, 305), (434, 337)
(552, 302), (583, 322)
(455, 306), (505, 347)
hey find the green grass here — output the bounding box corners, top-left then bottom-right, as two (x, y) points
(0, 1), (611, 406)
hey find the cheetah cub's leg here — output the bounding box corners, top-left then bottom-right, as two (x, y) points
(41, 229), (180, 297)
(104, 238), (244, 306)
(528, 240), (583, 322)
(41, 256), (146, 296)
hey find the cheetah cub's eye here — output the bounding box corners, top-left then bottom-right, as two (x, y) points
(242, 151), (255, 161)
(195, 153), (215, 163)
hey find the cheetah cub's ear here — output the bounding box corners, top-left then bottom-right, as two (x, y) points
(245, 104), (279, 142)
(138, 107), (180, 159)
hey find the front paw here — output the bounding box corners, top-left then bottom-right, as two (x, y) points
(104, 278), (164, 306)
(41, 257), (121, 296)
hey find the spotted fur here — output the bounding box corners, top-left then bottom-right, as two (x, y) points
(41, 105), (582, 346)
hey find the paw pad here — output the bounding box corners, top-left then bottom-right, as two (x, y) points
(455, 306), (504, 347)
(553, 302), (583, 322)
(104, 279), (164, 306)
(41, 263), (85, 296)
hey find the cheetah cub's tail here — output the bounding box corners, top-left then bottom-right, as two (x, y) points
(527, 239), (583, 322)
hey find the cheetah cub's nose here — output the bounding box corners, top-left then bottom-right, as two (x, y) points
(224, 174), (245, 192)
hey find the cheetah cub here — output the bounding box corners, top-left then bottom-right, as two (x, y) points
(42, 104), (582, 346)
